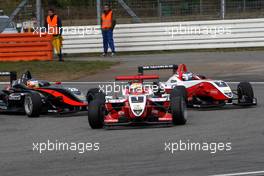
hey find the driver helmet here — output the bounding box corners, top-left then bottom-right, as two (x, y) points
(130, 83), (143, 92)
(182, 72), (193, 81)
(26, 80), (40, 88)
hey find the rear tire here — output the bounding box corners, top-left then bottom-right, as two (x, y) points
(88, 100), (105, 129)
(24, 93), (42, 118)
(237, 82), (254, 103)
(170, 87), (187, 125)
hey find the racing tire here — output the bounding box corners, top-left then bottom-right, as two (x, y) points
(87, 88), (105, 103)
(237, 82), (254, 104)
(24, 93), (42, 118)
(170, 88), (187, 125)
(88, 100), (105, 129)
(173, 85), (188, 102)
(0, 91), (6, 100)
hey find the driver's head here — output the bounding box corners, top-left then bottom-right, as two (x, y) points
(22, 71), (32, 79)
(130, 83), (143, 93)
(27, 80), (39, 88)
(182, 72), (193, 81)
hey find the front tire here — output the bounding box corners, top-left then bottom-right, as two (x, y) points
(173, 85), (187, 102)
(237, 82), (254, 104)
(170, 87), (187, 125)
(88, 100), (105, 129)
(24, 93), (42, 118)
(87, 88), (105, 103)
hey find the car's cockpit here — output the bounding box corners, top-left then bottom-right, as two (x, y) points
(11, 71), (51, 89)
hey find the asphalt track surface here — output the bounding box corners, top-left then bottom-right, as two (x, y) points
(71, 50), (264, 82)
(1, 51), (264, 176)
(0, 82), (263, 176)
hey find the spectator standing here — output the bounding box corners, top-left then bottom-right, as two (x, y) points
(101, 5), (116, 57)
(45, 9), (63, 61)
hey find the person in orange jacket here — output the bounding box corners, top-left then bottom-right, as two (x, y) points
(101, 5), (116, 57)
(45, 8), (63, 61)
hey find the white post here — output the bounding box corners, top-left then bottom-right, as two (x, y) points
(36, 0), (41, 27)
(200, 0), (203, 15)
(221, 0), (225, 19)
(96, 0), (101, 25)
(243, 0), (246, 12)
(158, 0), (162, 19)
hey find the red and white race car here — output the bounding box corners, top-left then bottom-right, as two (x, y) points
(87, 75), (187, 129)
(138, 64), (257, 108)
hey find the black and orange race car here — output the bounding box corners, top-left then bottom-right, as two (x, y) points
(0, 71), (88, 117)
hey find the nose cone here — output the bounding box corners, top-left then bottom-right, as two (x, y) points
(129, 95), (147, 117)
(213, 81), (233, 99)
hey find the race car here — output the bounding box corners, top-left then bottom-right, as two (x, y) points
(87, 74), (187, 129)
(138, 64), (257, 108)
(0, 71), (88, 117)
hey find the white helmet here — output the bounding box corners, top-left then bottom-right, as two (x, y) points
(182, 72), (193, 81)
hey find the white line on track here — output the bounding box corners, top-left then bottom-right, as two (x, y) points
(228, 82), (264, 85)
(0, 82), (264, 85)
(64, 82), (264, 85)
(211, 170), (264, 176)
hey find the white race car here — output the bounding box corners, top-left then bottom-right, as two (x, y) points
(138, 64), (257, 108)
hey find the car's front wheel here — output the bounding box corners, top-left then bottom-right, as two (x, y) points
(170, 87), (187, 125)
(86, 88), (105, 103)
(88, 100), (105, 129)
(24, 93), (42, 118)
(237, 82), (254, 104)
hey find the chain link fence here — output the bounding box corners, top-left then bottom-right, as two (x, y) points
(1, 0), (264, 27)
(47, 0), (264, 25)
(0, 0), (37, 32)
(0, 0), (36, 21)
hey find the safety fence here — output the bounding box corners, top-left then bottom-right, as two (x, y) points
(0, 33), (53, 61)
(2, 0), (264, 26)
(45, 0), (264, 25)
(62, 18), (264, 54)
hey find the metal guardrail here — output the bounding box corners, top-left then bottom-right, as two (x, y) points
(62, 18), (264, 54)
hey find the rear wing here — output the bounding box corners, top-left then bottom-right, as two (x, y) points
(115, 75), (159, 81)
(138, 65), (178, 75)
(0, 72), (17, 84)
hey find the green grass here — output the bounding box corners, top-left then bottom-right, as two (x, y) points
(0, 61), (118, 82)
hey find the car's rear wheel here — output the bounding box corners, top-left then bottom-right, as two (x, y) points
(24, 93), (42, 118)
(170, 87), (187, 125)
(237, 82), (254, 104)
(88, 100), (105, 129)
